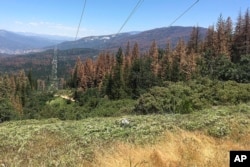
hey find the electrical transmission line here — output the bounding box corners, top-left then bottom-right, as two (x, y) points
(104, 0), (143, 50)
(114, 0), (144, 37)
(75, 0), (87, 40)
(50, 0), (87, 91)
(113, 0), (198, 38)
(50, 44), (59, 91)
(115, 0), (198, 36)
(168, 0), (199, 27)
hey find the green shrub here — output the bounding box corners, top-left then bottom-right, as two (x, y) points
(90, 99), (136, 117)
(74, 88), (101, 107)
(133, 79), (250, 115)
(0, 99), (19, 122)
(187, 79), (250, 106)
(208, 122), (230, 137)
(214, 81), (250, 104)
(134, 92), (163, 114)
(134, 83), (195, 114)
(23, 92), (54, 119)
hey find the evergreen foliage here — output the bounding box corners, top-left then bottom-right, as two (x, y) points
(133, 79), (250, 115)
(0, 10), (250, 121)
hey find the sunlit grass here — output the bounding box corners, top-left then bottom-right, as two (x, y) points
(0, 103), (249, 166)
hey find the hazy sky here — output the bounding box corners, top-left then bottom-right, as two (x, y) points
(0, 0), (249, 37)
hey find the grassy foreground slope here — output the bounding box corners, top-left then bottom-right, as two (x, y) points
(0, 103), (250, 167)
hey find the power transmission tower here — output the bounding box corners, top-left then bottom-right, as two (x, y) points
(49, 45), (59, 91)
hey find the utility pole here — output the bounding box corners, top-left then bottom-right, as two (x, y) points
(49, 45), (58, 91)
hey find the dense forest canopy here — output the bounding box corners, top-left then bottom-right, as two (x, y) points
(71, 9), (250, 91)
(0, 9), (250, 122)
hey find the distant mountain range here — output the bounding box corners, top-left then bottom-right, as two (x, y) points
(0, 30), (72, 54)
(55, 26), (207, 51)
(16, 32), (74, 41)
(0, 26), (208, 79)
(0, 26), (207, 55)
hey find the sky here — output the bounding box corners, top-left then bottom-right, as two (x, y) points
(0, 0), (249, 38)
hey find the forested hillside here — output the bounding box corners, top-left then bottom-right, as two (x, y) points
(0, 48), (99, 80)
(0, 9), (250, 167)
(55, 26), (207, 51)
(0, 10), (249, 122)
(70, 11), (250, 98)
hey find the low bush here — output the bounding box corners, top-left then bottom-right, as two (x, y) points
(208, 122), (230, 137)
(0, 99), (20, 122)
(134, 83), (195, 114)
(89, 99), (136, 117)
(133, 79), (250, 115)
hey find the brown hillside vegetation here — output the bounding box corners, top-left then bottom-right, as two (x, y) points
(0, 103), (249, 167)
(95, 130), (249, 167)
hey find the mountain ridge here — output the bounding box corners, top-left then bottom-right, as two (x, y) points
(0, 30), (70, 54)
(55, 26), (207, 51)
(0, 26), (207, 55)
(16, 32), (74, 41)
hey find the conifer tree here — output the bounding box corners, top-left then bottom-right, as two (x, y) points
(149, 40), (159, 76)
(27, 70), (34, 90)
(105, 48), (126, 99)
(123, 42), (132, 92)
(243, 8), (250, 55)
(73, 57), (86, 90)
(95, 53), (106, 89)
(225, 17), (233, 57)
(125, 41), (132, 59)
(231, 9), (250, 63)
(125, 42), (132, 63)
(37, 79), (46, 91)
(104, 52), (113, 74)
(186, 27), (202, 79)
(105, 74), (115, 99)
(0, 75), (11, 99)
(128, 58), (141, 98)
(232, 10), (247, 62)
(166, 39), (172, 55)
(174, 38), (187, 81)
(84, 58), (95, 88)
(216, 14), (228, 56)
(160, 40), (173, 81)
(187, 26), (201, 54)
(204, 25), (217, 56)
(132, 42), (140, 62)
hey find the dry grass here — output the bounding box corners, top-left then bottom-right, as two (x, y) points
(0, 103), (249, 166)
(94, 129), (250, 167)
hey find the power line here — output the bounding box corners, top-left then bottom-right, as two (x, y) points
(106, 0), (144, 50)
(114, 0), (144, 37)
(75, 0), (87, 40)
(168, 0), (199, 27)
(105, 0), (198, 50)
(113, 0), (198, 37)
